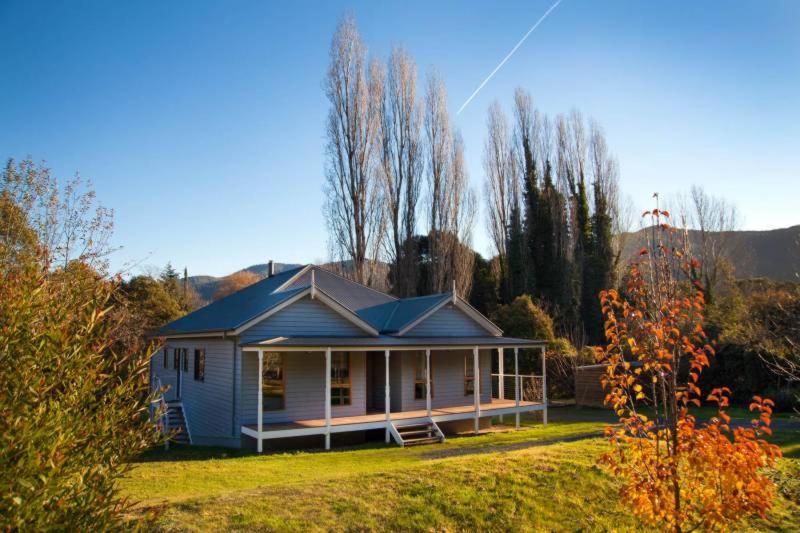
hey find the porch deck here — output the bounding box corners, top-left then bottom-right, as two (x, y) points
(242, 398), (543, 441)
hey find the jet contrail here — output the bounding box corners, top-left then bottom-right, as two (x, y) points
(457, 0), (563, 115)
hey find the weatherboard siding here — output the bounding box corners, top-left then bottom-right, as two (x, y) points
(404, 304), (490, 337)
(238, 296), (367, 343)
(240, 350), (367, 424)
(157, 339), (237, 444)
(397, 349), (491, 412)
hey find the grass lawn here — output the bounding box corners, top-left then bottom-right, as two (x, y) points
(122, 407), (800, 531)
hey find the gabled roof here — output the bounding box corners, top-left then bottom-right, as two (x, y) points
(357, 293), (451, 333)
(158, 264), (505, 339)
(158, 267), (307, 335)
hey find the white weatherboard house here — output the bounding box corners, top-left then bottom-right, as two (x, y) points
(151, 264), (547, 451)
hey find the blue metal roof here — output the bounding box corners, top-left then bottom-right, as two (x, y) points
(357, 293), (451, 333)
(157, 265), (500, 339)
(158, 266), (307, 335)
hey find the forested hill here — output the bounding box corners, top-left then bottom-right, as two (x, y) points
(621, 225), (800, 282)
(187, 226), (799, 302)
(187, 263), (302, 301)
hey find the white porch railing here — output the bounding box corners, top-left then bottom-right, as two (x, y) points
(491, 374), (545, 403)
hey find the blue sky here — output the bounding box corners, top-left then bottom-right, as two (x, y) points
(1, 1), (798, 277)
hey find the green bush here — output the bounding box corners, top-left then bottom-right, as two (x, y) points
(0, 176), (162, 529)
(491, 294), (555, 341)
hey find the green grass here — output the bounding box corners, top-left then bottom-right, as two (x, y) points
(121, 407), (800, 532)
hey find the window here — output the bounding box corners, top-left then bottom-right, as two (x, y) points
(414, 352), (433, 400)
(173, 348), (180, 369)
(262, 353), (284, 411)
(464, 354), (475, 396)
(194, 349), (205, 382)
(163, 348), (168, 368)
(331, 352), (351, 406)
(182, 348), (188, 372)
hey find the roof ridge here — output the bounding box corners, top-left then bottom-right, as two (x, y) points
(313, 265), (399, 301)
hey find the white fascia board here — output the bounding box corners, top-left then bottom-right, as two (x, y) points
(232, 286), (379, 338)
(396, 295), (503, 337)
(453, 297), (503, 336)
(395, 296), (450, 336)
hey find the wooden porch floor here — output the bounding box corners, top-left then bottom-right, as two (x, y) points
(245, 398), (540, 432)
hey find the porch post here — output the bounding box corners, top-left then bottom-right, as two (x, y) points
(425, 348), (431, 418)
(257, 350), (263, 453)
(514, 347), (520, 429)
(325, 348), (331, 450)
(498, 347), (504, 424)
(541, 345), (548, 426)
(384, 349), (391, 443)
(473, 346), (480, 434)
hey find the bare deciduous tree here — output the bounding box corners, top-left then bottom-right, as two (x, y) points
(423, 72), (476, 296)
(1, 158), (115, 274)
(484, 102), (516, 269)
(323, 16), (385, 287)
(670, 185), (740, 300)
(378, 47), (423, 296)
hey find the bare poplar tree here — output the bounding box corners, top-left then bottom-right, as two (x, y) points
(423, 72), (476, 296)
(424, 70), (451, 293)
(377, 47), (423, 296)
(323, 16), (385, 286)
(483, 102), (515, 267)
(449, 132), (477, 296)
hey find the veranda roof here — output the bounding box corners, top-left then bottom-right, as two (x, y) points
(239, 335), (546, 350)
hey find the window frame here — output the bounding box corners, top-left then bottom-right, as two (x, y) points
(261, 352), (285, 412)
(464, 353), (475, 396)
(413, 352), (433, 400)
(173, 348), (180, 370)
(182, 348), (189, 372)
(163, 347), (168, 369)
(330, 352), (352, 407)
(194, 348), (205, 382)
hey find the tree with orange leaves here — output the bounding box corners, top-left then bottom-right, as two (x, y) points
(596, 203), (781, 532)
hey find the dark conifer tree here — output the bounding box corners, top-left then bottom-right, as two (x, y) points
(505, 204), (526, 300)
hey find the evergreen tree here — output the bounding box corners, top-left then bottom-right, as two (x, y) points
(469, 253), (499, 316)
(521, 141), (539, 296)
(575, 177), (596, 342)
(505, 204), (526, 300)
(582, 180), (614, 344)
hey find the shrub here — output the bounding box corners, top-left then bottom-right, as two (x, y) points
(491, 294), (555, 341)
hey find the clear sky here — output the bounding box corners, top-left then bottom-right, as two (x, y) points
(1, 1), (798, 277)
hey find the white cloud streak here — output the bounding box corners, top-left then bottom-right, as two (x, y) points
(457, 0), (563, 115)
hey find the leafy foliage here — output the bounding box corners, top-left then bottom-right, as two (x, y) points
(491, 294), (555, 341)
(0, 162), (161, 529)
(596, 207), (781, 531)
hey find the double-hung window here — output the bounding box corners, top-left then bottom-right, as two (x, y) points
(330, 353), (351, 406)
(194, 349), (205, 382)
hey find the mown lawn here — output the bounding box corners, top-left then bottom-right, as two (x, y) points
(122, 408), (800, 532)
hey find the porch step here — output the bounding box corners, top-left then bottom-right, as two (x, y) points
(392, 420), (445, 447)
(165, 403), (191, 444)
